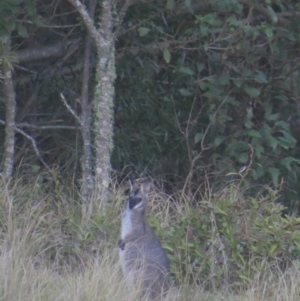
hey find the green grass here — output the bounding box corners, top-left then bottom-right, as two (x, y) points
(0, 175), (299, 301)
(0, 242), (299, 301)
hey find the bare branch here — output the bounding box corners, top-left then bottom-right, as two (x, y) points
(15, 38), (81, 63)
(0, 119), (51, 173)
(239, 0), (289, 26)
(17, 123), (77, 130)
(67, 0), (103, 47)
(60, 93), (83, 127)
(114, 0), (131, 36)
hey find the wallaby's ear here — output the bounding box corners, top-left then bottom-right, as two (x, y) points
(129, 176), (138, 192)
(140, 181), (152, 195)
(129, 176), (134, 192)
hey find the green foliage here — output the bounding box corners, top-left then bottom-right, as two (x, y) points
(0, 0), (39, 38)
(152, 186), (300, 289)
(1, 0), (300, 212)
(113, 0), (300, 211)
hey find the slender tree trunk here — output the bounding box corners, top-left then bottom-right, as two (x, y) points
(80, 0), (95, 212)
(68, 0), (116, 208)
(2, 38), (16, 180)
(92, 0), (116, 207)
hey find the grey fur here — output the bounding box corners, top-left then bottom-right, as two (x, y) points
(119, 179), (170, 299)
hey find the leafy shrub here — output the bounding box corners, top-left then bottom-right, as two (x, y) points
(151, 184), (300, 289)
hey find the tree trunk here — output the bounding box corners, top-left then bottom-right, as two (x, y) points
(68, 0), (116, 208)
(2, 38), (16, 180)
(92, 0), (116, 207)
(80, 0), (95, 213)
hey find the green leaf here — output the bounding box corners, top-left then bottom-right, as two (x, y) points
(214, 206), (228, 215)
(278, 131), (297, 148)
(218, 75), (230, 85)
(280, 157), (300, 171)
(178, 66), (194, 75)
(31, 15), (43, 26)
(278, 137), (295, 149)
(255, 145), (264, 159)
(156, 26), (164, 34)
(268, 167), (280, 187)
(267, 6), (278, 23)
(214, 137), (222, 146)
(245, 87), (260, 97)
(138, 27), (150, 37)
(184, 0), (193, 13)
(161, 244), (174, 252)
(246, 107), (254, 120)
(245, 120), (254, 129)
(16, 23), (28, 37)
(255, 166), (266, 178)
(281, 130), (297, 143)
(247, 130), (261, 138)
(194, 133), (203, 144)
(196, 63), (204, 72)
(25, 0), (36, 16)
(265, 113), (279, 121)
(238, 153), (248, 164)
(264, 27), (273, 38)
(201, 14), (215, 25)
(6, 19), (15, 31)
(274, 94), (288, 102)
(198, 81), (207, 90)
(163, 48), (171, 63)
(166, 0), (175, 10)
(241, 68), (252, 77)
(268, 244), (278, 256)
(179, 88), (192, 96)
(199, 25), (209, 37)
(254, 71), (268, 84)
(233, 79), (243, 88)
(268, 136), (278, 151)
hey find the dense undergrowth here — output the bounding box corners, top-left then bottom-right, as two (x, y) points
(0, 174), (300, 300)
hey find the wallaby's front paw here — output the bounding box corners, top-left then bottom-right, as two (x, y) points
(118, 238), (125, 250)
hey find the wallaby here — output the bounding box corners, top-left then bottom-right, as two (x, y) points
(118, 178), (170, 300)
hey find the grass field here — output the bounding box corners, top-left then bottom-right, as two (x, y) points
(0, 176), (300, 301)
(1, 242), (300, 301)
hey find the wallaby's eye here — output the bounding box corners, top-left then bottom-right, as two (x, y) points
(128, 197), (142, 210)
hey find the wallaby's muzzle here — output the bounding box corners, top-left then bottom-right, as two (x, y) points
(128, 196), (142, 210)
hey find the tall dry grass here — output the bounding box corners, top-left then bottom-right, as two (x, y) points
(0, 175), (299, 301)
(0, 239), (300, 301)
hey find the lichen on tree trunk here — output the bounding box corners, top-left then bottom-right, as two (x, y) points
(2, 38), (16, 180)
(68, 0), (117, 208)
(80, 0), (95, 212)
(92, 0), (116, 207)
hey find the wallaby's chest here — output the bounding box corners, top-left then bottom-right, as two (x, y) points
(121, 209), (133, 239)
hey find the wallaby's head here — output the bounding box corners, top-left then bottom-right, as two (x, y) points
(128, 178), (152, 213)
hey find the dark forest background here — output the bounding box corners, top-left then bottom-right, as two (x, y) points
(2, 0), (300, 211)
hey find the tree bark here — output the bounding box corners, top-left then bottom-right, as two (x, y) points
(68, 0), (116, 208)
(92, 0), (116, 207)
(2, 38), (16, 179)
(80, 0), (95, 213)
